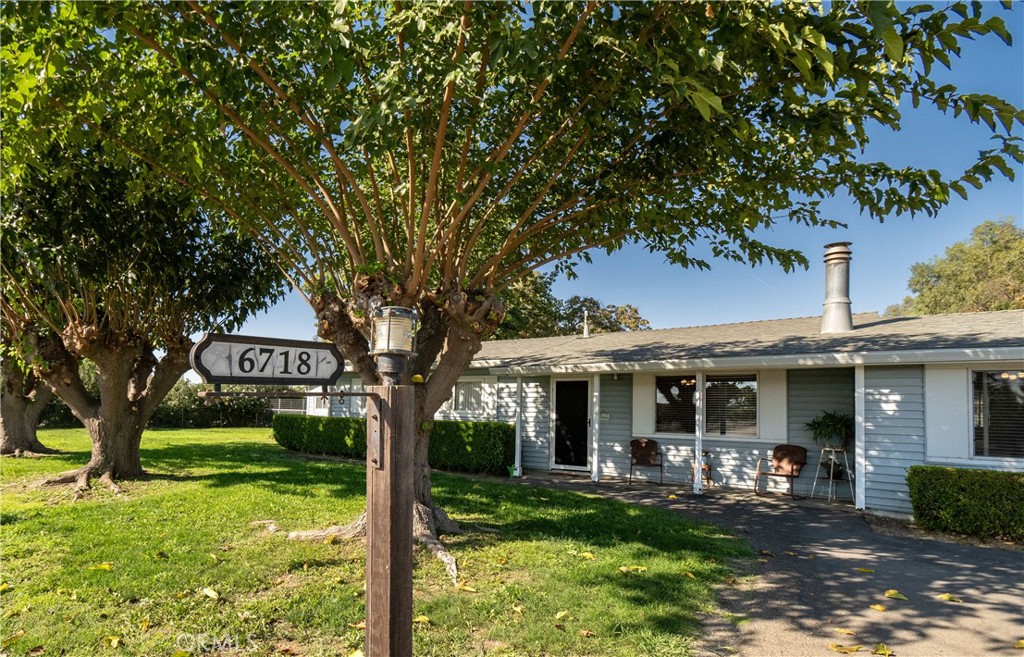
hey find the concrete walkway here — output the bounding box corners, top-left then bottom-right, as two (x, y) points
(515, 472), (1023, 657)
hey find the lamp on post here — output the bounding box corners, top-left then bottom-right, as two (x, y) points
(365, 305), (417, 657)
(370, 306), (418, 385)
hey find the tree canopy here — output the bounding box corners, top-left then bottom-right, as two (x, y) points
(0, 143), (286, 484)
(493, 272), (649, 339)
(885, 218), (1024, 316)
(4, 0), (1021, 522)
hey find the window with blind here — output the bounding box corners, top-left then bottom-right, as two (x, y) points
(655, 375), (697, 433)
(705, 375), (758, 437)
(442, 380), (487, 414)
(973, 371), (1024, 458)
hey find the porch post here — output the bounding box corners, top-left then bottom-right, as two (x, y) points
(854, 365), (866, 509)
(694, 371), (705, 495)
(591, 374), (601, 482)
(514, 376), (523, 477)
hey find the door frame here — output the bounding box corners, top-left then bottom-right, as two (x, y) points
(549, 376), (593, 472)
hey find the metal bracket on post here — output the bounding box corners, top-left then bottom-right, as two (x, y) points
(367, 395), (384, 470)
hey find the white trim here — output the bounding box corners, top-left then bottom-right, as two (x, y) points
(549, 376), (593, 473)
(490, 347), (1024, 375)
(694, 371), (705, 495)
(854, 365), (866, 510)
(513, 376), (523, 477)
(591, 374), (601, 482)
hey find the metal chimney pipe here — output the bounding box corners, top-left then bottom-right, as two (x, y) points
(821, 242), (853, 334)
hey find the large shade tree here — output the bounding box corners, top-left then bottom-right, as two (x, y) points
(0, 145), (285, 490)
(885, 218), (1024, 316)
(5, 1), (1021, 540)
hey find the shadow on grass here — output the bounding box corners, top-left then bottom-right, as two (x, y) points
(139, 440), (367, 501)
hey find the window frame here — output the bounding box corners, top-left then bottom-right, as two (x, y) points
(651, 371), (761, 440)
(970, 369), (1024, 459)
(438, 376), (496, 419)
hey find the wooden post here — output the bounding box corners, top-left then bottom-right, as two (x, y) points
(365, 385), (414, 657)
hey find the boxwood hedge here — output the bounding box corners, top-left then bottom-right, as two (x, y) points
(906, 465), (1024, 540)
(273, 415), (515, 476)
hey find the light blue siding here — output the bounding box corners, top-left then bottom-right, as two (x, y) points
(863, 366), (925, 515)
(785, 368), (856, 499)
(519, 376), (551, 470)
(595, 374), (636, 480)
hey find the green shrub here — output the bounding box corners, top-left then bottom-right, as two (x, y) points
(906, 466), (1024, 540)
(273, 415), (515, 476)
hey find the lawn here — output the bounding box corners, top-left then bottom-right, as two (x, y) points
(0, 428), (752, 657)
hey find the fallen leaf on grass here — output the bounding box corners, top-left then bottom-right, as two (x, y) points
(139, 619), (151, 631)
(102, 636), (121, 648)
(618, 565), (648, 574)
(554, 610), (569, 621)
(884, 589), (908, 601)
(936, 593), (962, 603)
(834, 629), (857, 636)
(681, 571), (697, 579)
(854, 567), (875, 573)
(28, 646), (45, 656)
(324, 535), (337, 545)
(171, 651), (190, 657)
(87, 563), (113, 571)
(412, 616), (431, 624)
(455, 582), (477, 592)
(511, 604), (524, 615)
(200, 587), (219, 600)
(2, 631), (25, 649)
(579, 629), (596, 637)
(872, 643), (895, 656)
(828, 643), (863, 654)
(578, 552), (595, 560)
(869, 604), (887, 612)
(348, 620), (366, 630)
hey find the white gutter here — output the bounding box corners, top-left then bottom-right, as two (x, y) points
(854, 365), (866, 510)
(693, 371), (705, 496)
(513, 376), (523, 477)
(487, 347), (1023, 375)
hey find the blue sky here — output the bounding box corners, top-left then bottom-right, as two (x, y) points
(240, 4), (1023, 341)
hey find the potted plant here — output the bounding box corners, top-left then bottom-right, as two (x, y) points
(804, 410), (853, 450)
(821, 456), (845, 479)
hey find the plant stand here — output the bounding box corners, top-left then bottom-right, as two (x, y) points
(810, 447), (854, 502)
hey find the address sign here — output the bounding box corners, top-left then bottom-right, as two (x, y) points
(190, 333), (345, 386)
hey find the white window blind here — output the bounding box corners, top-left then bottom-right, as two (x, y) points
(973, 371), (1024, 458)
(655, 375), (697, 433)
(705, 375), (758, 437)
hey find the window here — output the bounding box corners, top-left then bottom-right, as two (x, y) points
(442, 380), (487, 415)
(655, 375), (697, 433)
(705, 375), (758, 437)
(973, 371), (1024, 458)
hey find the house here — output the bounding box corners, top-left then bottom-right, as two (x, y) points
(308, 244), (1024, 517)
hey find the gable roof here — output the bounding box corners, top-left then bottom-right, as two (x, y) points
(475, 310), (1024, 373)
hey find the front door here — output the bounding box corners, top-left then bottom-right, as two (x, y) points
(553, 379), (590, 469)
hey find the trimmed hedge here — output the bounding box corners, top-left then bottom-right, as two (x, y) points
(273, 415), (515, 476)
(906, 465), (1024, 540)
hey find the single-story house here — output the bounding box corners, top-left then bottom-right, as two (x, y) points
(308, 244), (1023, 517)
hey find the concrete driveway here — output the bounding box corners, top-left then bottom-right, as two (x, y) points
(516, 472), (1023, 657)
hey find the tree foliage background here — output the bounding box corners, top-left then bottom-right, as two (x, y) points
(885, 218), (1024, 316)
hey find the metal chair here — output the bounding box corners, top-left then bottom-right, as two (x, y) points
(629, 438), (664, 485)
(754, 444), (807, 499)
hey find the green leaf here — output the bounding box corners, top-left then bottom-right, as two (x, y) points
(880, 27), (904, 62)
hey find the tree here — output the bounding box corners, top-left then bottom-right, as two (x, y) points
(5, 1), (1021, 545)
(0, 145), (286, 490)
(492, 272), (649, 339)
(886, 219), (1024, 316)
(0, 344), (55, 455)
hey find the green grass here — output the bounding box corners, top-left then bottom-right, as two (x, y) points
(0, 428), (752, 656)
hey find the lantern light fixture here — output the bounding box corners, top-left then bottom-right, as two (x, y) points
(370, 306), (418, 356)
(371, 306), (418, 386)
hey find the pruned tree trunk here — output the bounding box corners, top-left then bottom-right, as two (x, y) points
(0, 356), (58, 456)
(293, 287), (501, 581)
(34, 326), (190, 492)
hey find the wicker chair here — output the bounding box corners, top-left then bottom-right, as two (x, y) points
(754, 444), (807, 499)
(629, 438), (664, 485)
